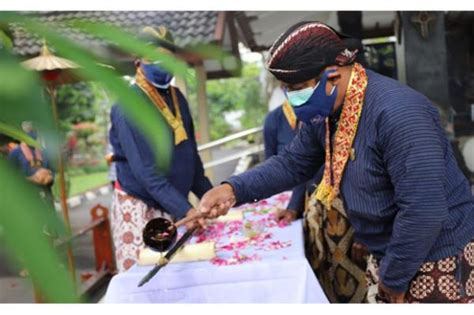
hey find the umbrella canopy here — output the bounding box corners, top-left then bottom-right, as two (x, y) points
(21, 42), (80, 85)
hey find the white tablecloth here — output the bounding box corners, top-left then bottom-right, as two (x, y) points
(104, 192), (328, 303)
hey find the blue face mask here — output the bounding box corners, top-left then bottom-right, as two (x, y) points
(286, 69), (338, 124)
(141, 62), (173, 89)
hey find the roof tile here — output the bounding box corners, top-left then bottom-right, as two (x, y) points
(10, 11), (222, 59)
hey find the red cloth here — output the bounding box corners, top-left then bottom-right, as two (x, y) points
(115, 180), (123, 192)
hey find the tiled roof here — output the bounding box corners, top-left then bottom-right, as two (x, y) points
(11, 11), (220, 57)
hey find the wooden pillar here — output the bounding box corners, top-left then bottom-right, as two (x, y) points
(396, 12), (450, 110)
(47, 85), (76, 286)
(173, 75), (188, 98)
(195, 64), (214, 182)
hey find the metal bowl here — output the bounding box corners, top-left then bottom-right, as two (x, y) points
(142, 217), (177, 252)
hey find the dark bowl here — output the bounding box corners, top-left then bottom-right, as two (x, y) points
(142, 217), (177, 252)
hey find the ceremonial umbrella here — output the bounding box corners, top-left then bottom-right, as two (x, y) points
(21, 42), (80, 284)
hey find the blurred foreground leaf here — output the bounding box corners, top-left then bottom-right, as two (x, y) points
(0, 49), (61, 164)
(0, 12), (174, 171)
(0, 121), (39, 147)
(72, 20), (189, 78)
(0, 158), (78, 302)
(0, 47), (75, 302)
(0, 29), (13, 50)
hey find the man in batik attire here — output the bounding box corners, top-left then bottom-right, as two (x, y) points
(198, 21), (474, 303)
(263, 100), (312, 224)
(109, 26), (212, 272)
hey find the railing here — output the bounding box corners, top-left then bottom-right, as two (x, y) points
(197, 126), (263, 152)
(197, 127), (264, 171)
(202, 145), (263, 170)
(34, 204), (116, 302)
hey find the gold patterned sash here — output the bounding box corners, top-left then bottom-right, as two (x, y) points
(135, 67), (188, 145)
(282, 100), (297, 130)
(314, 62), (368, 209)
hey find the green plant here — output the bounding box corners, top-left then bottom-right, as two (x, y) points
(186, 62), (266, 141)
(0, 11), (213, 302)
(57, 82), (97, 126)
(82, 161), (109, 174)
(0, 50), (77, 302)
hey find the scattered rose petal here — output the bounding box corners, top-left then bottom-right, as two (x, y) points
(210, 251), (261, 266)
(190, 192), (295, 267)
(277, 220), (290, 228)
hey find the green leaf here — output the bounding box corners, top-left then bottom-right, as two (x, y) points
(189, 43), (241, 76)
(0, 121), (39, 147)
(0, 29), (13, 50)
(0, 50), (60, 159)
(70, 20), (240, 78)
(0, 158), (79, 302)
(71, 21), (189, 78)
(0, 48), (73, 301)
(0, 12), (172, 171)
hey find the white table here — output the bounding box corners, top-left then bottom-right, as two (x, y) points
(104, 192), (328, 303)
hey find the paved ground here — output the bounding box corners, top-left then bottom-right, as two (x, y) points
(0, 146), (243, 303)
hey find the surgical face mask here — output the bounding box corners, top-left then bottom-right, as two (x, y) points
(141, 61), (173, 89)
(286, 86), (317, 107)
(286, 69), (338, 124)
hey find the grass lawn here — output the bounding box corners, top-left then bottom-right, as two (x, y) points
(56, 171), (109, 197)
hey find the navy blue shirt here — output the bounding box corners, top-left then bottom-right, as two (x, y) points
(8, 145), (54, 178)
(263, 106), (307, 213)
(228, 70), (474, 293)
(110, 85), (212, 219)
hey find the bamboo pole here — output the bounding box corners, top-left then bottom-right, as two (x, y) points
(47, 84), (77, 287)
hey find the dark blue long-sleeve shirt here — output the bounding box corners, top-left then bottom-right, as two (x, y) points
(8, 145), (54, 178)
(263, 105), (307, 212)
(227, 69), (474, 293)
(109, 85), (212, 219)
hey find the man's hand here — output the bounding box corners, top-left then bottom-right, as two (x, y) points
(184, 208), (206, 231)
(27, 168), (53, 186)
(377, 282), (406, 303)
(198, 183), (236, 219)
(105, 153), (114, 166)
(276, 209), (298, 224)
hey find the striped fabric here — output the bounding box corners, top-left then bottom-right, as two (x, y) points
(227, 69), (474, 293)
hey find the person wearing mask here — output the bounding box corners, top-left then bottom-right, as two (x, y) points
(198, 21), (474, 303)
(109, 26), (212, 272)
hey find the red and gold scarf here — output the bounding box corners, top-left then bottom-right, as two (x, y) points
(314, 62), (368, 209)
(282, 100), (298, 130)
(135, 67), (188, 145)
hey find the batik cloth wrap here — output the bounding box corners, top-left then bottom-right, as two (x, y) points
(366, 240), (474, 303)
(303, 62), (368, 303)
(111, 188), (172, 273)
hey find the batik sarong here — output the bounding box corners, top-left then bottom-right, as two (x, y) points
(366, 240), (474, 303)
(111, 189), (171, 273)
(304, 196), (368, 303)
